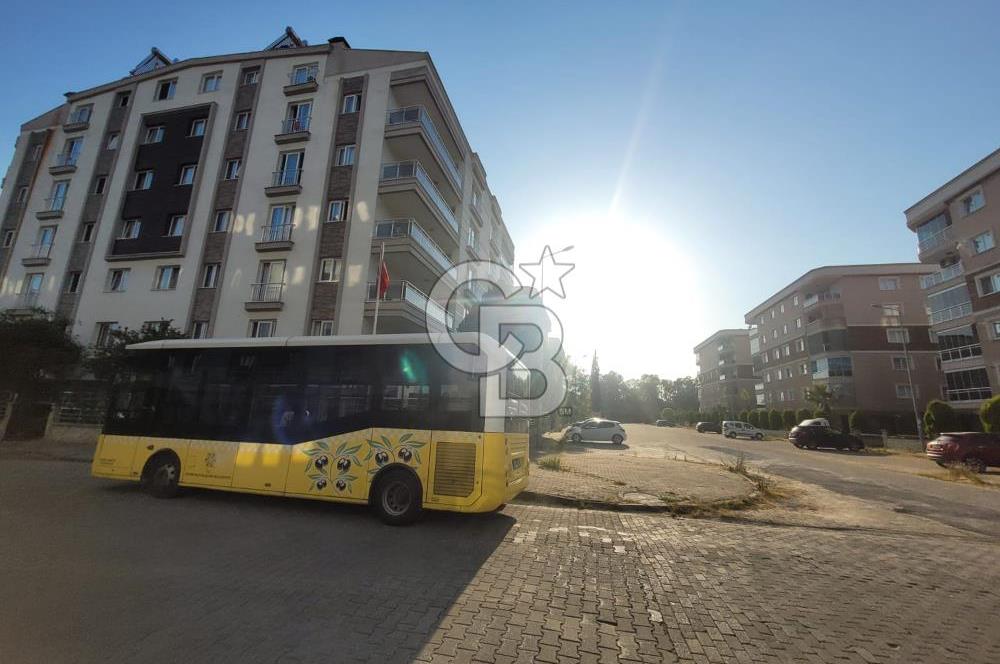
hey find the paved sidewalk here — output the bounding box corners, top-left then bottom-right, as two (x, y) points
(525, 441), (755, 509)
(0, 437), (94, 462)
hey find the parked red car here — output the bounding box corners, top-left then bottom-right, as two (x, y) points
(925, 433), (1000, 473)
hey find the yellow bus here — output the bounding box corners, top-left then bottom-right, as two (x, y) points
(91, 333), (530, 524)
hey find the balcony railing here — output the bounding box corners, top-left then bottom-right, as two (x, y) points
(803, 292), (840, 308)
(945, 387), (992, 402)
(279, 116), (311, 134)
(44, 195), (67, 211)
(374, 219), (453, 272)
(28, 243), (54, 259)
(920, 262), (964, 290)
(259, 224), (293, 243)
(380, 161), (458, 235)
(929, 301), (973, 325)
(288, 69), (318, 85)
(940, 343), (983, 363)
(271, 169), (302, 187)
(918, 226), (954, 255)
(19, 291), (41, 308)
(53, 153), (78, 168)
(386, 106), (462, 189)
(249, 282), (283, 302)
(367, 280), (454, 328)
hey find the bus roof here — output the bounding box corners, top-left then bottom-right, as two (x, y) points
(127, 332), (489, 351)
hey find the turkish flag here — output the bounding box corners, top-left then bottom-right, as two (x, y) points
(377, 260), (390, 298)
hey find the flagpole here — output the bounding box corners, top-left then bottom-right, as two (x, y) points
(373, 241), (385, 335)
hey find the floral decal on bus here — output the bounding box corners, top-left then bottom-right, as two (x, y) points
(304, 439), (363, 493)
(367, 432), (426, 473)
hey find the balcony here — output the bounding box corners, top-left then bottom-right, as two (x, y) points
(9, 290), (42, 314)
(21, 243), (53, 267)
(365, 280), (453, 333)
(283, 71), (318, 96)
(940, 343), (983, 364)
(63, 109), (91, 132)
(945, 387), (992, 403)
(920, 262), (964, 290)
(264, 169), (302, 197)
(803, 291), (840, 309)
(929, 301), (973, 325)
(36, 196), (66, 220)
(245, 282), (284, 311)
(49, 153), (78, 175)
(918, 226), (957, 262)
(275, 116), (311, 144)
(385, 106), (462, 194)
(373, 219), (454, 286)
(379, 161), (459, 245)
(255, 224), (293, 251)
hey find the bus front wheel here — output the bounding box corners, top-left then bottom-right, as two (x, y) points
(141, 452), (180, 499)
(371, 468), (422, 526)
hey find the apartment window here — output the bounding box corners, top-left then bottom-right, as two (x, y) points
(770, 310), (775, 319)
(249, 319), (276, 338)
(334, 144), (356, 166)
(880, 303), (902, 319)
(311, 320), (335, 336)
(224, 159), (241, 180)
(95, 322), (120, 348)
(472, 188), (482, 209)
(972, 231), (994, 254)
(106, 133), (120, 150)
(166, 215), (185, 237)
(771, 329), (777, 339)
(800, 363), (809, 375)
(285, 101), (312, 132)
(178, 164), (197, 185)
(80, 223), (95, 242)
(782, 344), (790, 357)
(879, 277), (899, 291)
(993, 321), (1000, 340)
(887, 328), (910, 344)
(117, 91), (131, 107)
(783, 367), (793, 379)
(795, 338), (805, 352)
(977, 272), (1000, 296)
(144, 126), (165, 144)
(201, 72), (222, 93)
(327, 199), (348, 222)
(191, 321), (209, 339)
(892, 356), (914, 371)
(16, 186), (28, 203)
(189, 119), (207, 137)
(133, 170), (154, 190)
(782, 323), (788, 335)
(242, 69), (259, 86)
(318, 258), (342, 282)
(268, 204), (294, 230)
(153, 265), (180, 290)
(120, 219), (141, 239)
(49, 180), (69, 210)
(795, 317), (802, 329)
(2, 230), (14, 247)
(106, 268), (129, 292)
(772, 349), (779, 361)
(276, 151), (303, 184)
(291, 63), (318, 85)
(793, 295), (799, 306)
(201, 263), (220, 288)
(765, 373), (772, 383)
(780, 303), (785, 313)
(962, 189), (985, 216)
(467, 225), (478, 248)
(65, 271), (82, 294)
(93, 176), (107, 195)
(155, 79), (177, 100)
(234, 111), (251, 131)
(896, 384), (916, 399)
(341, 93), (360, 114)
(212, 209), (231, 233)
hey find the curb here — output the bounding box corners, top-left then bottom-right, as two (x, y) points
(514, 488), (762, 515)
(0, 450), (92, 464)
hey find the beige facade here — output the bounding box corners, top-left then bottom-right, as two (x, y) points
(743, 264), (940, 415)
(906, 146), (1000, 409)
(693, 329), (757, 413)
(0, 29), (515, 344)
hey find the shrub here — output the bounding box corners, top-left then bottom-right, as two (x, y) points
(849, 410), (869, 433)
(795, 408), (812, 424)
(813, 408), (830, 420)
(782, 409), (796, 430)
(747, 410), (759, 427)
(980, 396), (1000, 433)
(768, 409), (783, 431)
(537, 455), (563, 471)
(924, 400), (957, 438)
(738, 410), (749, 423)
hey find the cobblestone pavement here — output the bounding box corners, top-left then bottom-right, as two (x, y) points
(3, 459), (1000, 663)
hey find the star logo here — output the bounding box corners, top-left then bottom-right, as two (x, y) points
(519, 245), (575, 299)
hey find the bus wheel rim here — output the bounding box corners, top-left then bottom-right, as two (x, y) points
(382, 480), (411, 516)
(157, 463), (178, 486)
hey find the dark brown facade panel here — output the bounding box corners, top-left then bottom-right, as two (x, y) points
(334, 113), (359, 144)
(0, 130), (52, 279)
(846, 325), (936, 352)
(327, 166), (353, 198)
(190, 289), (214, 322)
(201, 234), (227, 263)
(310, 282), (339, 319)
(317, 224), (346, 256)
(214, 179), (239, 209)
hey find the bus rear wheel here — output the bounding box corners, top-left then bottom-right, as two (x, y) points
(371, 468), (422, 526)
(142, 452), (180, 499)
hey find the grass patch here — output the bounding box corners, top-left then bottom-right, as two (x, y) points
(724, 452), (748, 475)
(918, 465), (986, 486)
(537, 455), (564, 472)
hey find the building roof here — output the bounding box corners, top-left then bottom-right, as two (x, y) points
(743, 263), (934, 321)
(693, 329), (749, 353)
(904, 145), (1000, 228)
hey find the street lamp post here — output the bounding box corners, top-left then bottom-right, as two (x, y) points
(872, 304), (924, 447)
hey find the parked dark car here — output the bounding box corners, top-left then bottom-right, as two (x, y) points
(926, 432), (1000, 472)
(696, 421), (721, 434)
(655, 419), (675, 427)
(789, 421), (863, 451)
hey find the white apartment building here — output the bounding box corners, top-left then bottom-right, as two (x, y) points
(0, 27), (515, 344)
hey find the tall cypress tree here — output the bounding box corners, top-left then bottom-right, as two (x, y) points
(590, 352), (602, 415)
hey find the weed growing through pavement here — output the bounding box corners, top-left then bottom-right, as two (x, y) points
(537, 455), (564, 471)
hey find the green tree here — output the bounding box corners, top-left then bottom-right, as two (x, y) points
(87, 321), (187, 385)
(923, 399), (957, 438)
(738, 409), (749, 423)
(660, 406), (676, 423)
(782, 409), (796, 430)
(980, 396), (1000, 433)
(661, 377), (699, 413)
(768, 409), (783, 430)
(804, 384), (835, 414)
(589, 353), (602, 416)
(849, 410), (869, 433)
(795, 408), (812, 424)
(0, 309), (83, 440)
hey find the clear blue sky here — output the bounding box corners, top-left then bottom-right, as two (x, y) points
(3, 1), (999, 379)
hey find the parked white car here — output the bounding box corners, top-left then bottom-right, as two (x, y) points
(565, 419), (627, 445)
(721, 420), (764, 440)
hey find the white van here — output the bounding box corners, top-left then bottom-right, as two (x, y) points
(721, 420), (764, 440)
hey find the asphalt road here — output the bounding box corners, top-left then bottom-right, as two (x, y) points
(624, 424), (1000, 538)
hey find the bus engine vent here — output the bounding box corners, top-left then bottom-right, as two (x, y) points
(432, 441), (477, 497)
